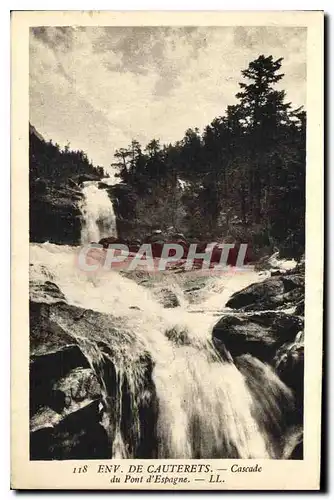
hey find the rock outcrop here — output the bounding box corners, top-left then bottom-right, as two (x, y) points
(29, 281), (158, 460)
(29, 123), (108, 245)
(274, 332), (304, 421)
(30, 182), (84, 245)
(225, 269), (304, 312)
(212, 311), (303, 363)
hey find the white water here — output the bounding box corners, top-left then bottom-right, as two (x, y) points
(30, 240), (296, 459)
(30, 182), (297, 459)
(80, 180), (117, 244)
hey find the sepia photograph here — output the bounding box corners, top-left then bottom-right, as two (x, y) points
(11, 10), (324, 490)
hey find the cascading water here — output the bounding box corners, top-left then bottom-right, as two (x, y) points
(29, 180), (298, 459)
(30, 240), (297, 460)
(80, 180), (117, 244)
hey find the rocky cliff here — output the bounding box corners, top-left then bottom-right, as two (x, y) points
(29, 124), (105, 245)
(29, 275), (158, 460)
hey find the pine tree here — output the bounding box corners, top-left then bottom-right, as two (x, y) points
(236, 55), (289, 222)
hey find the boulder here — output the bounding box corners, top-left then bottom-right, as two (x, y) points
(226, 273), (304, 312)
(29, 279), (158, 460)
(154, 288), (180, 308)
(226, 276), (285, 310)
(234, 354), (297, 455)
(212, 311), (303, 363)
(30, 400), (110, 460)
(271, 269), (284, 277)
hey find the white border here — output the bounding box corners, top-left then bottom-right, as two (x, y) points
(3, 3), (330, 498)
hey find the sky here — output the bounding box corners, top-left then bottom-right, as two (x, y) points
(30, 26), (306, 172)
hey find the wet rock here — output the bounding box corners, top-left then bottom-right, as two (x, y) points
(226, 276), (284, 310)
(30, 299), (78, 356)
(212, 311), (303, 363)
(29, 278), (158, 460)
(165, 327), (192, 346)
(154, 288), (180, 308)
(52, 367), (102, 412)
(271, 269), (284, 277)
(151, 242), (164, 258)
(226, 273), (304, 312)
(274, 334), (304, 421)
(211, 338), (234, 362)
(295, 300), (304, 316)
(30, 401), (109, 460)
(68, 178), (79, 189)
(282, 286), (304, 305)
(29, 280), (66, 304)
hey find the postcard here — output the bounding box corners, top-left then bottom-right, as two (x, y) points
(11, 10), (324, 490)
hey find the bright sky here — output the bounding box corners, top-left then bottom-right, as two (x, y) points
(30, 26), (306, 172)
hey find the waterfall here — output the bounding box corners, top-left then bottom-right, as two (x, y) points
(80, 180), (117, 244)
(30, 242), (297, 459)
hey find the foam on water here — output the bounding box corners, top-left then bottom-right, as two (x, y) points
(30, 241), (295, 459)
(29, 179), (297, 458)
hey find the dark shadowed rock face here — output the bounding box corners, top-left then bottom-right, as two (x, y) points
(30, 401), (110, 460)
(154, 288), (180, 308)
(30, 183), (83, 245)
(29, 280), (158, 460)
(225, 273), (304, 312)
(212, 312), (303, 363)
(274, 333), (304, 422)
